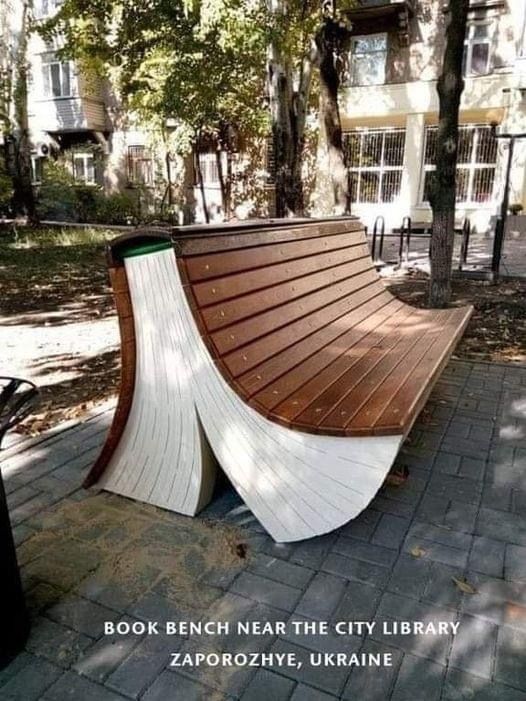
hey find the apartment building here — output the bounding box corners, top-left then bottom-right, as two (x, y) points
(25, 0), (526, 227)
(340, 0), (526, 232)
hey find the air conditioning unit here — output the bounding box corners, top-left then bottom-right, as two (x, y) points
(35, 142), (50, 158)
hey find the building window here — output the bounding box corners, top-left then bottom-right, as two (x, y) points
(39, 0), (63, 17)
(42, 53), (72, 98)
(127, 146), (153, 186)
(344, 128), (405, 204)
(421, 124), (498, 204)
(30, 155), (43, 184)
(72, 153), (96, 184)
(463, 21), (492, 76)
(196, 152), (227, 187)
(348, 34), (387, 87)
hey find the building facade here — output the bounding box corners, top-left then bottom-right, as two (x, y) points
(24, 0), (526, 228)
(339, 0), (526, 232)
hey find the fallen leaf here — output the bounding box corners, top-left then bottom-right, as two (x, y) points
(410, 546), (426, 558)
(452, 577), (478, 594)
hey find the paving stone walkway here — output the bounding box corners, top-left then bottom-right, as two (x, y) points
(1, 359), (526, 701)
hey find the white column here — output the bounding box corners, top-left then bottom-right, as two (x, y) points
(400, 113), (426, 219)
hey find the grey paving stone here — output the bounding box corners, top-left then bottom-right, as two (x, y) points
(127, 591), (193, 623)
(444, 502), (478, 534)
(248, 553), (314, 590)
(426, 473), (482, 505)
(46, 670), (130, 701)
(449, 614), (498, 680)
(461, 571), (526, 631)
(7, 484), (41, 509)
(443, 668), (526, 701)
(416, 494), (450, 523)
(295, 571), (346, 621)
(338, 508), (381, 540)
(268, 639), (348, 696)
(229, 572), (302, 613)
(505, 544), (526, 582)
(403, 536), (468, 569)
(387, 553), (433, 599)
(47, 595), (119, 639)
(73, 617), (144, 683)
(391, 654), (445, 701)
(26, 616), (92, 669)
(25, 582), (63, 616)
(332, 536), (397, 568)
(240, 669), (295, 700)
(495, 627), (526, 692)
(371, 514), (411, 550)
(0, 651), (32, 688)
(0, 655), (62, 701)
(482, 484), (513, 512)
(290, 684), (336, 701)
(341, 638), (402, 701)
(167, 639), (254, 697)
(143, 671), (229, 700)
(468, 537), (505, 577)
(476, 508), (526, 546)
(282, 614), (359, 654)
(406, 521), (473, 550)
(288, 533), (337, 569)
(459, 457), (486, 481)
(11, 523), (37, 547)
(422, 561), (465, 609)
(369, 495), (416, 519)
(435, 452), (462, 475)
(106, 635), (183, 699)
(332, 579), (382, 624)
(322, 553), (390, 588)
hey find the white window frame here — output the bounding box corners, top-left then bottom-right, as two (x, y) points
(348, 33), (388, 87)
(72, 152), (96, 185)
(30, 155), (43, 184)
(41, 54), (73, 98)
(197, 152), (227, 189)
(420, 124), (498, 206)
(463, 20), (493, 77)
(345, 128), (406, 205)
(38, 0), (63, 18)
(127, 145), (154, 186)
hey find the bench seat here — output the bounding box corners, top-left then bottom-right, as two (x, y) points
(85, 217), (472, 542)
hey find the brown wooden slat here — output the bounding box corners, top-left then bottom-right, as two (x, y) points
(184, 230), (365, 282)
(222, 280), (389, 378)
(211, 268), (379, 358)
(177, 218), (362, 256)
(192, 242), (369, 307)
(337, 313), (447, 434)
(202, 255), (372, 332)
(238, 288), (395, 396)
(277, 304), (420, 426)
(373, 308), (472, 434)
(251, 297), (406, 412)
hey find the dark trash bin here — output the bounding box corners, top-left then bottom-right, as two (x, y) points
(0, 377), (38, 668)
(0, 472), (30, 668)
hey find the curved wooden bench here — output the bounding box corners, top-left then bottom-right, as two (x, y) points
(85, 217), (472, 542)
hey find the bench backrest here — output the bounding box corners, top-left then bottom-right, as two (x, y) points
(175, 218), (394, 405)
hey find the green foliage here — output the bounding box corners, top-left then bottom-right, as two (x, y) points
(0, 157), (13, 214)
(36, 161), (78, 221)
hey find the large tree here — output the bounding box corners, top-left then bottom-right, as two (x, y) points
(1, 0), (37, 221)
(428, 0), (469, 307)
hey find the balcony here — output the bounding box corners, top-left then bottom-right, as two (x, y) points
(345, 1), (414, 46)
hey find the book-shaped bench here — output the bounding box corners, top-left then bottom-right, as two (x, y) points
(85, 217), (472, 542)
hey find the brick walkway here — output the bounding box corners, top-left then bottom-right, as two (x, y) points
(1, 359), (525, 700)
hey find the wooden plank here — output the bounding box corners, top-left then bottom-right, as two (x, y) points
(238, 288), (395, 396)
(222, 280), (387, 378)
(252, 297), (406, 411)
(340, 313), (448, 434)
(279, 304), (420, 426)
(373, 307), (472, 434)
(177, 218), (363, 256)
(192, 242), (368, 307)
(184, 230), (366, 282)
(213, 269), (380, 361)
(202, 255), (372, 332)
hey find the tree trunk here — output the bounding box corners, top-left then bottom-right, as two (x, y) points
(11, 0), (37, 222)
(194, 147), (210, 224)
(267, 0), (315, 217)
(428, 0), (469, 308)
(314, 14), (351, 216)
(215, 149), (228, 220)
